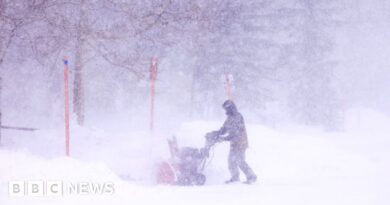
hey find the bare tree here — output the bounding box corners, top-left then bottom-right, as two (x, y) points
(33, 0), (220, 124)
(285, 0), (342, 129)
(73, 0), (87, 125)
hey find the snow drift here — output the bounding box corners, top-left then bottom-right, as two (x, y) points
(0, 108), (389, 205)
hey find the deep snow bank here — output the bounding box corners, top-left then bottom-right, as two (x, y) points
(0, 107), (389, 204)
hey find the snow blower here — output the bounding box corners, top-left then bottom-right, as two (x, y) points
(156, 131), (221, 186)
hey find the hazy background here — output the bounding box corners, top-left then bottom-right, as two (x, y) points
(1, 2), (390, 204)
(1, 0), (389, 134)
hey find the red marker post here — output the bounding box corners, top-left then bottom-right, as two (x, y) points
(225, 73), (234, 100)
(63, 57), (70, 156)
(150, 57), (158, 133)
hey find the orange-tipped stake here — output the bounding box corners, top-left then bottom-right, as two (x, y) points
(63, 56), (70, 156)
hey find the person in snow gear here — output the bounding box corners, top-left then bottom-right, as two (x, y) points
(216, 100), (257, 184)
(157, 100), (256, 185)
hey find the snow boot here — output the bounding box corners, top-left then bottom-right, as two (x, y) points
(225, 177), (239, 184)
(243, 175), (257, 184)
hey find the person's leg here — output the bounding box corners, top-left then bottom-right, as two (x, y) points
(237, 149), (257, 182)
(227, 149), (240, 182)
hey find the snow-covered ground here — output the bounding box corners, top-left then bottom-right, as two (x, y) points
(1, 108), (389, 205)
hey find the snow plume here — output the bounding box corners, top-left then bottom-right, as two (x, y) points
(1, 112), (390, 204)
(1, 0), (390, 204)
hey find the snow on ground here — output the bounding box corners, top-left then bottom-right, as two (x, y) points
(0, 108), (389, 205)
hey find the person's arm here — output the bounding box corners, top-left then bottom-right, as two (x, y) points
(223, 127), (239, 141)
(218, 118), (229, 135)
(222, 116), (244, 141)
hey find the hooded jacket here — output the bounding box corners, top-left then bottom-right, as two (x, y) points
(219, 100), (249, 150)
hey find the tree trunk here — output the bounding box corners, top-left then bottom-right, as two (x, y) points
(189, 69), (196, 119)
(73, 0), (86, 125)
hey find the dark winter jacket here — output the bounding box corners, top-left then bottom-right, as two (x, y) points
(219, 101), (249, 151)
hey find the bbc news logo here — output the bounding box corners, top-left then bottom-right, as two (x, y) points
(9, 181), (115, 196)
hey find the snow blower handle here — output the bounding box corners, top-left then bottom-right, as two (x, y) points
(201, 131), (222, 158)
(205, 131), (221, 145)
